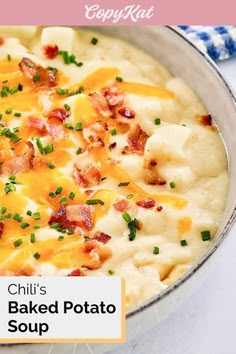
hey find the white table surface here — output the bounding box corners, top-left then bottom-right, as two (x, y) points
(1, 59), (236, 354)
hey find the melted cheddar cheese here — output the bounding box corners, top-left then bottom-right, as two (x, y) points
(0, 26), (229, 310)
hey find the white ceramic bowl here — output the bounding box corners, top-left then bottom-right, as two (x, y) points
(1, 26), (236, 354)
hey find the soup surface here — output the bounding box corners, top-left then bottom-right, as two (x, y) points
(0, 26), (228, 309)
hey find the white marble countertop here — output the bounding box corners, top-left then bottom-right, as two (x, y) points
(1, 58), (236, 354)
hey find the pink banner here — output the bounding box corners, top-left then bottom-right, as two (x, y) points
(0, 0), (235, 25)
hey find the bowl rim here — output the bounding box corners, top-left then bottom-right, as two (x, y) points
(127, 25), (236, 319)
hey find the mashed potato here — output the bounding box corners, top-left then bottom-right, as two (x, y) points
(0, 26), (228, 310)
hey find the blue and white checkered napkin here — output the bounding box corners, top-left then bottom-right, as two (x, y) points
(177, 26), (236, 61)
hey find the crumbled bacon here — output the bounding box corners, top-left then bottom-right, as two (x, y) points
(74, 163), (101, 188)
(0, 222), (4, 238)
(27, 117), (47, 135)
(136, 198), (156, 209)
(19, 57), (56, 87)
(83, 240), (112, 270)
(89, 92), (111, 117)
(101, 85), (124, 107)
(113, 199), (130, 212)
(48, 205), (77, 232)
(0, 37), (4, 46)
(122, 124), (149, 155)
(92, 231), (111, 244)
(157, 205), (163, 212)
(1, 141), (35, 175)
(199, 114), (212, 126)
(143, 159), (167, 186)
(67, 268), (85, 276)
(43, 44), (59, 59)
(48, 108), (69, 122)
(47, 124), (65, 139)
(84, 190), (95, 197)
(66, 204), (94, 231)
(108, 142), (117, 150)
(118, 107), (135, 119)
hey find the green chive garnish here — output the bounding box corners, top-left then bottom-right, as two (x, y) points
(0, 207), (7, 215)
(118, 182), (130, 187)
(76, 147), (83, 155)
(33, 74), (40, 82)
(33, 212), (41, 220)
(47, 163), (55, 169)
(26, 210), (32, 216)
(44, 143), (54, 155)
(5, 108), (12, 114)
(154, 118), (161, 125)
(108, 269), (114, 275)
(116, 77), (123, 82)
(14, 239), (23, 247)
(86, 199), (104, 206)
(33, 252), (40, 260)
(180, 239), (188, 246)
(59, 196), (67, 205)
(91, 37), (98, 45)
(64, 103), (70, 111)
(201, 230), (211, 241)
(69, 192), (75, 200)
(30, 233), (36, 243)
(75, 122), (83, 131)
(153, 246), (159, 255)
(111, 128), (117, 136)
(57, 88), (68, 95)
(57, 236), (64, 241)
(20, 222), (30, 229)
(169, 181), (176, 189)
(55, 186), (63, 195)
(122, 212), (131, 223)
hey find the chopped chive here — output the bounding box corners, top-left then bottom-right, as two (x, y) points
(47, 163), (55, 169)
(0, 207), (7, 215)
(108, 269), (114, 275)
(76, 147), (83, 155)
(0, 114), (2, 120)
(153, 246), (159, 255)
(122, 212), (131, 223)
(26, 210), (32, 216)
(69, 192), (75, 200)
(14, 238), (23, 247)
(91, 37), (98, 45)
(9, 87), (18, 94)
(169, 181), (176, 189)
(128, 218), (139, 241)
(56, 88), (68, 95)
(65, 123), (74, 130)
(13, 127), (19, 133)
(33, 212), (41, 220)
(118, 182), (130, 187)
(111, 128), (117, 136)
(201, 230), (211, 241)
(76, 62), (83, 67)
(55, 186), (63, 195)
(30, 233), (36, 243)
(0, 215), (5, 220)
(180, 239), (188, 246)
(75, 122), (83, 131)
(86, 199), (104, 206)
(20, 222), (30, 229)
(50, 222), (60, 229)
(59, 196), (67, 205)
(33, 252), (40, 260)
(47, 66), (58, 75)
(79, 86), (84, 92)
(127, 194), (134, 199)
(34, 224), (40, 229)
(66, 229), (73, 235)
(5, 108), (13, 114)
(13, 213), (21, 221)
(4, 183), (16, 194)
(9, 175), (16, 181)
(33, 74), (40, 82)
(49, 192), (56, 198)
(62, 51), (71, 65)
(7, 54), (11, 61)
(36, 138), (44, 155)
(44, 143), (54, 155)
(64, 103), (70, 111)
(101, 177), (107, 181)
(116, 76), (123, 82)
(6, 212), (12, 219)
(57, 236), (64, 241)
(154, 118), (161, 125)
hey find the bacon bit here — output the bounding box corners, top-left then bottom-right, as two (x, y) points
(122, 124), (149, 155)
(89, 92), (112, 117)
(150, 159), (157, 166)
(144, 159), (167, 186)
(0, 222), (4, 238)
(1, 141), (35, 175)
(27, 117), (47, 135)
(19, 57), (56, 87)
(118, 107), (135, 119)
(93, 231), (111, 244)
(84, 189), (95, 197)
(66, 204), (94, 231)
(48, 108), (69, 122)
(113, 199), (130, 212)
(199, 114), (212, 126)
(49, 205), (77, 231)
(0, 37), (4, 46)
(67, 268), (85, 276)
(157, 205), (163, 212)
(116, 122), (130, 134)
(83, 240), (112, 270)
(43, 44), (59, 59)
(102, 85), (124, 107)
(47, 124), (65, 139)
(108, 142), (117, 150)
(137, 220), (143, 230)
(74, 163), (101, 188)
(136, 198), (156, 209)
